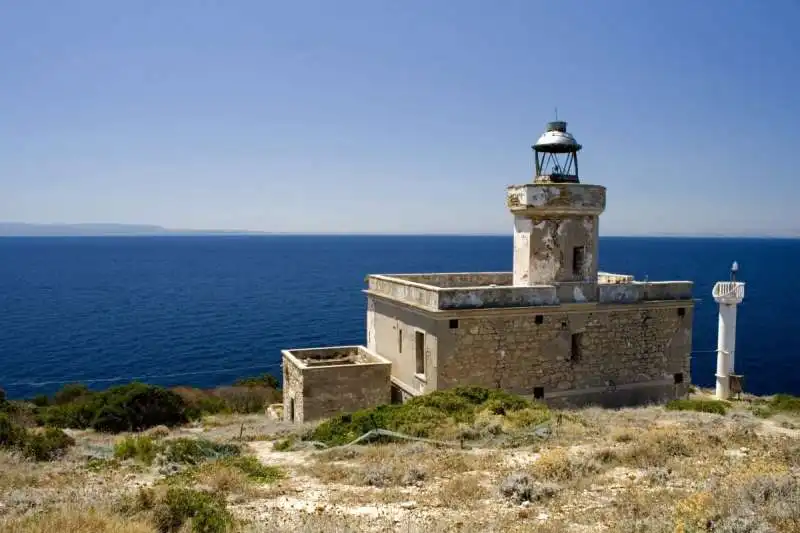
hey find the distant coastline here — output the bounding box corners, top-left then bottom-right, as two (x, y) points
(0, 222), (797, 239)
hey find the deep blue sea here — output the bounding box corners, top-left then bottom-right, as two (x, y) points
(0, 236), (797, 399)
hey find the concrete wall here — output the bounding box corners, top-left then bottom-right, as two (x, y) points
(369, 296), (440, 395)
(435, 304), (693, 407)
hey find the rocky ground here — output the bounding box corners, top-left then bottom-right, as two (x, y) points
(1, 392), (798, 533)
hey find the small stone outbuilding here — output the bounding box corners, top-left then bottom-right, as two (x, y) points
(281, 346), (391, 424)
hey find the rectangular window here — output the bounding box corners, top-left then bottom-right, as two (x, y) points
(415, 331), (425, 375)
(533, 387), (545, 400)
(677, 307), (686, 317)
(449, 319), (459, 329)
(573, 246), (585, 276)
(570, 333), (583, 363)
(398, 329), (403, 354)
(673, 373), (684, 385)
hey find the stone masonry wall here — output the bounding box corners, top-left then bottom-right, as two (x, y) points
(282, 358), (304, 423)
(436, 305), (693, 405)
(300, 364), (391, 422)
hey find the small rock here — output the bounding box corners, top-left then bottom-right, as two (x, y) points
(399, 501), (417, 510)
(537, 512), (549, 521)
(521, 501), (531, 508)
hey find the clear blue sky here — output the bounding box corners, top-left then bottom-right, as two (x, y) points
(1, 0), (798, 235)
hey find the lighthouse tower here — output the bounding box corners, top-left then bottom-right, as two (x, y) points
(712, 262), (745, 400)
(507, 120), (606, 286)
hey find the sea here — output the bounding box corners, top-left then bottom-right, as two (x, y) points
(0, 236), (797, 400)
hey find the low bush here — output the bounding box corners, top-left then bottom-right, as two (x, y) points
(91, 383), (188, 432)
(499, 473), (560, 504)
(162, 438), (241, 466)
(53, 383), (91, 405)
(0, 412), (74, 461)
(212, 385), (277, 414)
(36, 382), (189, 433)
(115, 435), (160, 465)
(272, 436), (296, 451)
(23, 428), (75, 461)
(222, 455), (283, 483)
(132, 486), (232, 533)
(665, 399), (729, 415)
(753, 394), (800, 418)
(0, 412), (26, 447)
(171, 388), (228, 420)
(308, 387), (542, 446)
(233, 373), (280, 390)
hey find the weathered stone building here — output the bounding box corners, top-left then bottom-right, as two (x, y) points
(282, 120), (695, 422)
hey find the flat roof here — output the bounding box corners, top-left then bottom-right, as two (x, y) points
(364, 272), (693, 312)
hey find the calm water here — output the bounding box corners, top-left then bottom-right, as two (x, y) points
(0, 236), (797, 399)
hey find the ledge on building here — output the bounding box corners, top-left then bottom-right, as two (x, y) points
(364, 272), (694, 312)
(282, 345), (391, 370)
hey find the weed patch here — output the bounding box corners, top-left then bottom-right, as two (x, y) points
(114, 435), (159, 465)
(666, 399), (729, 415)
(308, 387), (545, 446)
(221, 455), (283, 483)
(162, 438), (241, 466)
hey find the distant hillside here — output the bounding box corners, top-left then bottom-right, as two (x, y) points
(0, 223), (263, 237)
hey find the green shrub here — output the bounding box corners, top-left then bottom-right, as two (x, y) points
(766, 394), (800, 413)
(90, 383), (188, 432)
(35, 382), (188, 433)
(22, 428), (75, 461)
(0, 388), (7, 406)
(114, 435), (160, 465)
(273, 436), (296, 451)
(163, 438), (241, 466)
(0, 412), (26, 447)
(212, 386), (277, 414)
(234, 373), (280, 390)
(171, 388), (229, 420)
(308, 387), (538, 446)
(1, 401), (38, 429)
(223, 455), (283, 483)
(36, 397), (98, 428)
(752, 394), (800, 418)
(53, 383), (91, 405)
(151, 487), (232, 533)
(31, 394), (50, 407)
(665, 399), (729, 415)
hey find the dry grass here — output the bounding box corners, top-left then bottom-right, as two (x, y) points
(195, 461), (253, 496)
(305, 443), (493, 488)
(0, 505), (155, 533)
(435, 474), (486, 508)
(1, 394), (798, 533)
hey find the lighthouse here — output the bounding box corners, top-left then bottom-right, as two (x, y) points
(712, 262), (745, 400)
(510, 120), (606, 286)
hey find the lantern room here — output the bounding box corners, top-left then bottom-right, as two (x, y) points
(532, 120), (582, 184)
